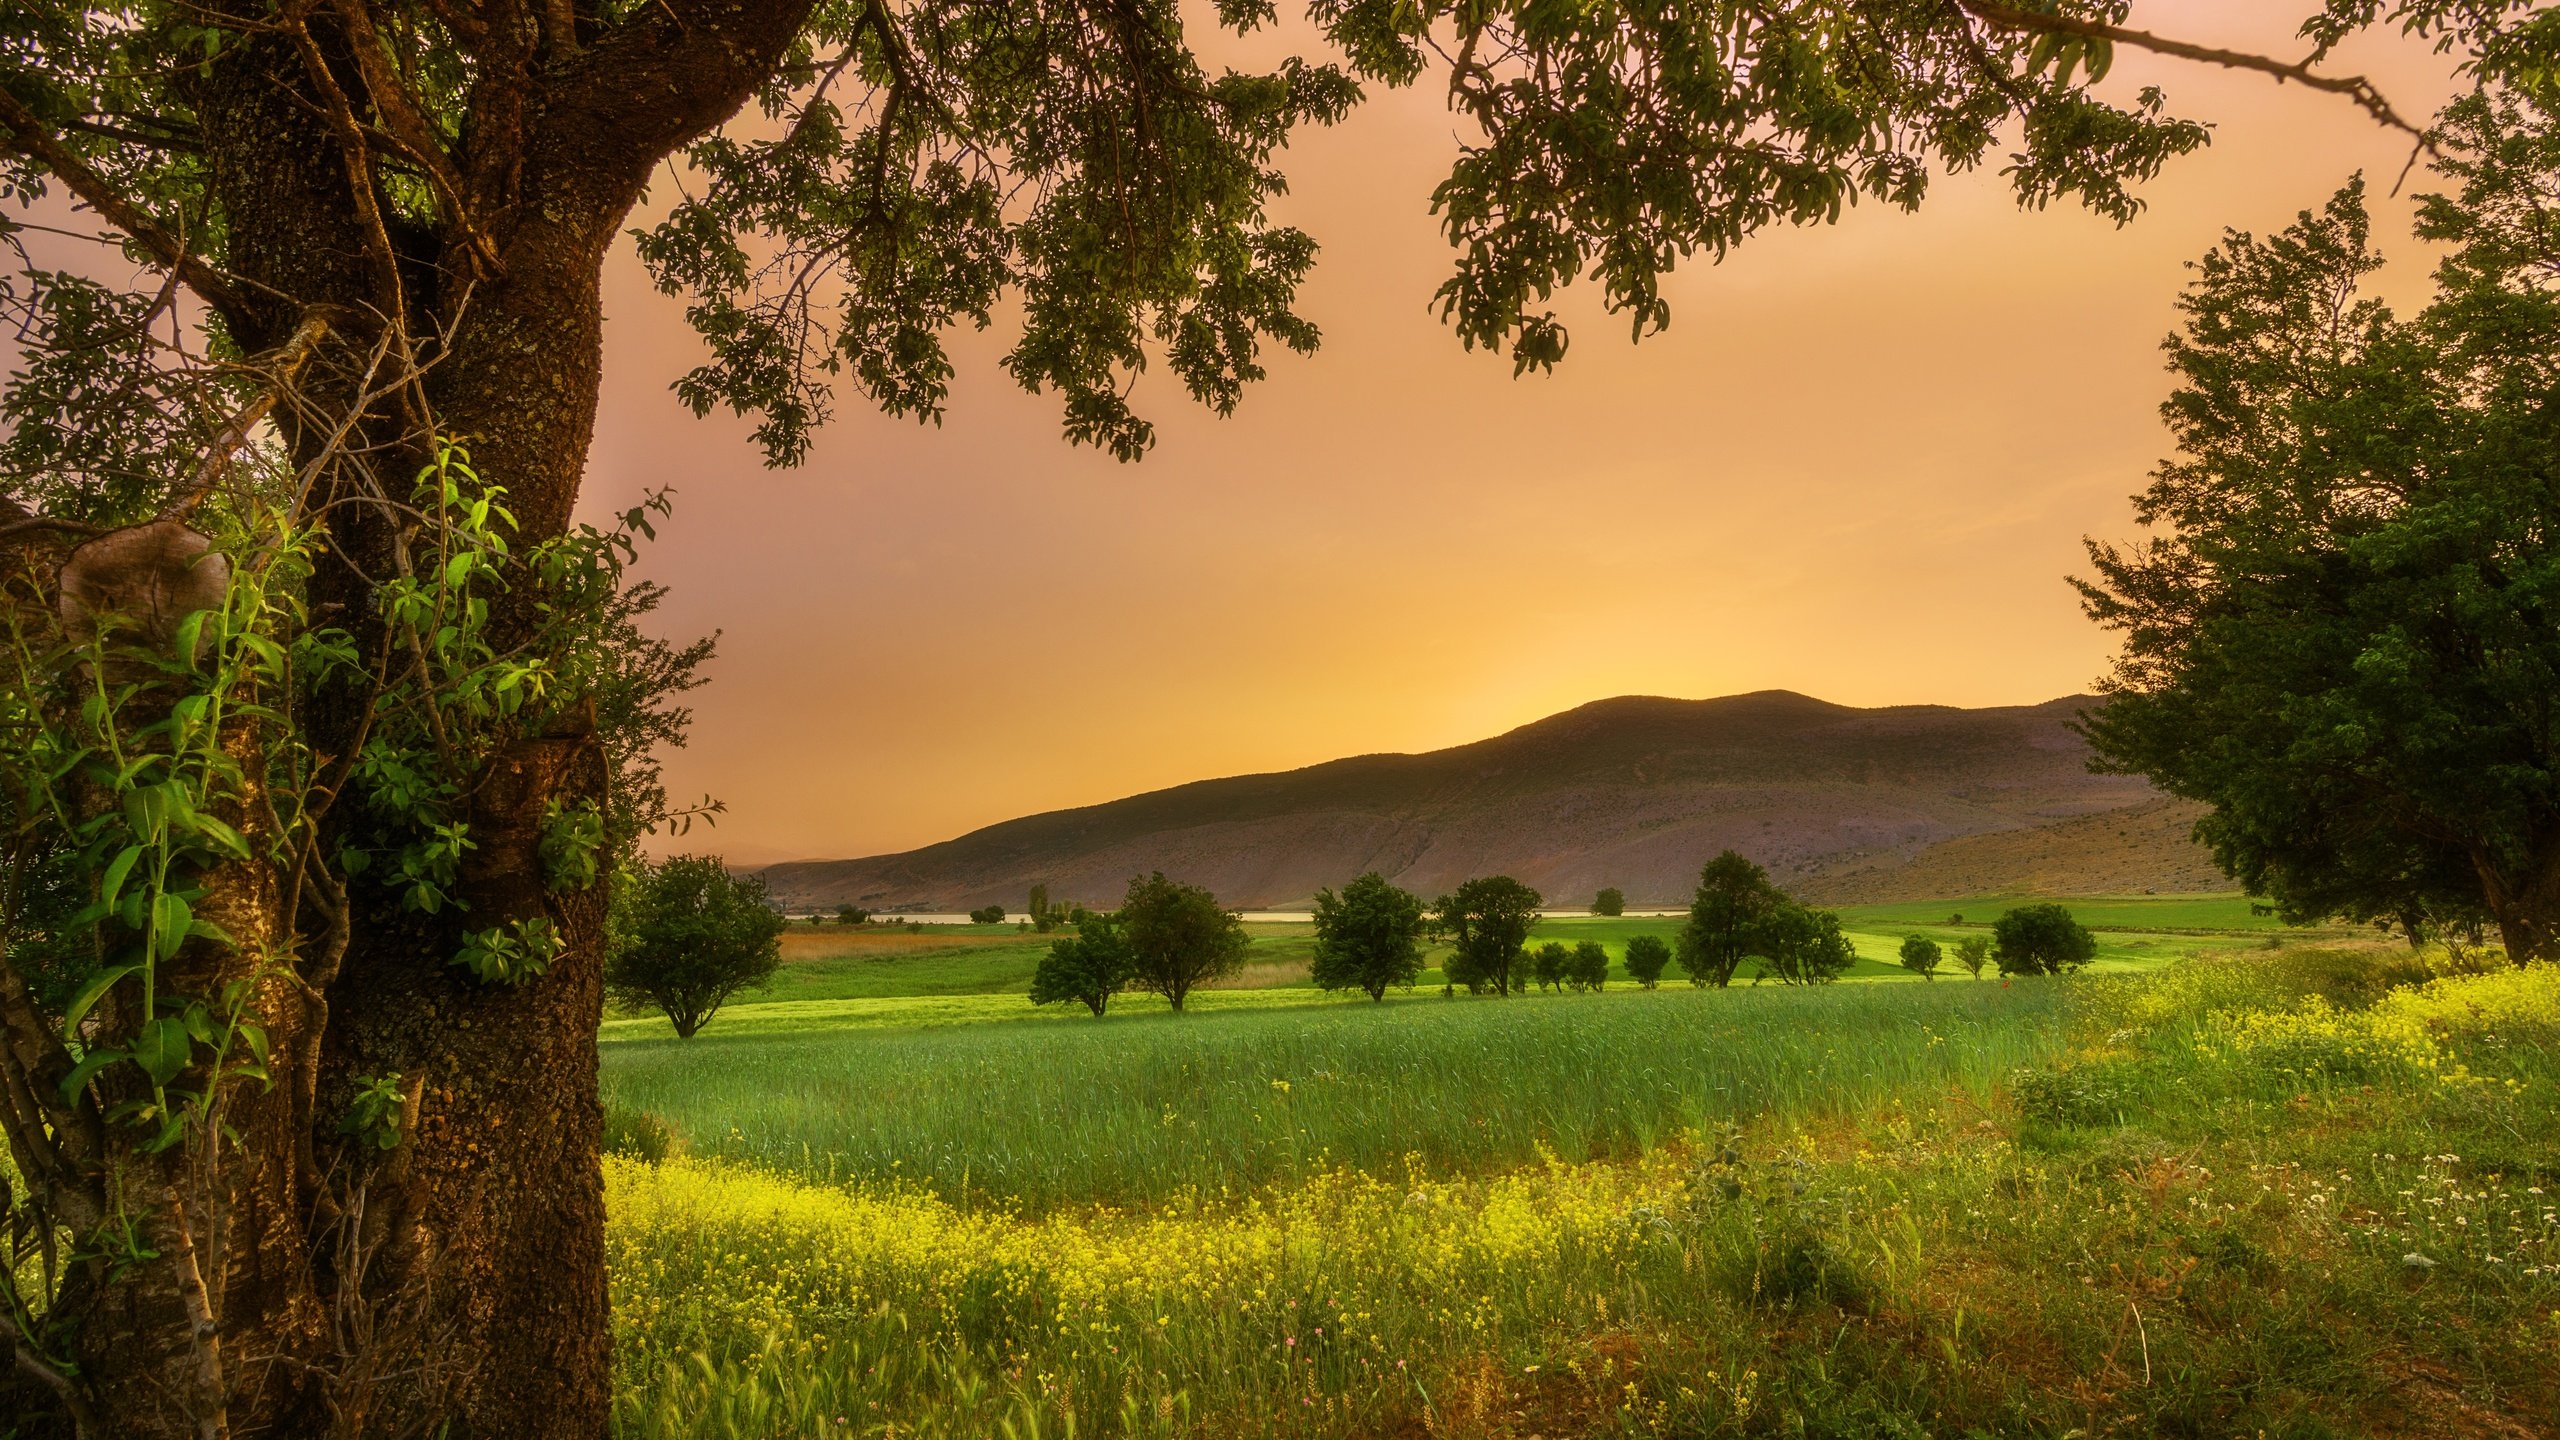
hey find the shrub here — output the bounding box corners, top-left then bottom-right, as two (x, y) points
(601, 1107), (681, 1163)
(1898, 934), (1943, 981)
(1623, 934), (1671, 988)
(1994, 904), (2098, 976)
(1569, 939), (1610, 992)
(1309, 872), (1427, 1001)
(1030, 915), (1134, 1016)
(968, 904), (1008, 925)
(1532, 941), (1570, 992)
(606, 856), (787, 1039)
(835, 904), (871, 926)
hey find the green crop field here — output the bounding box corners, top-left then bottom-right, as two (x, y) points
(590, 893), (2560, 1438)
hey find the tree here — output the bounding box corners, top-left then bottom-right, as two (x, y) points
(836, 904), (871, 926)
(1677, 851), (1785, 987)
(1029, 914), (1133, 1016)
(1118, 873), (1249, 1012)
(605, 857), (786, 1039)
(1029, 883), (1056, 933)
(1434, 877), (1544, 996)
(1993, 905), (2098, 976)
(1531, 941), (1571, 992)
(1592, 887), (1625, 917)
(1623, 934), (1673, 989)
(2079, 112), (2560, 961)
(968, 903), (1009, 925)
(1309, 872), (1427, 1001)
(1569, 940), (1611, 992)
(1, 5), (2531, 1432)
(1954, 935), (1993, 980)
(1899, 935), (1944, 981)
(1757, 904), (1859, 985)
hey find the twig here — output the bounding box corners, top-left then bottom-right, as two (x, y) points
(1955, 0), (2439, 159)
(0, 91), (254, 324)
(158, 311), (336, 522)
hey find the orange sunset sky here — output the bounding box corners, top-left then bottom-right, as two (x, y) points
(575, 4), (2473, 866)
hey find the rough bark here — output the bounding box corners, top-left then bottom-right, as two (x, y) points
(2476, 838), (2560, 965)
(23, 6), (820, 1437)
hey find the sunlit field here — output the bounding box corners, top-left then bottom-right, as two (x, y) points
(593, 897), (2560, 1438)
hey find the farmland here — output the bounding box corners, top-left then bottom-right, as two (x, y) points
(595, 898), (2559, 1438)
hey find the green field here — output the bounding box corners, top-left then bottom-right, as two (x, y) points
(606, 895), (2305, 1043)
(597, 897), (2560, 1438)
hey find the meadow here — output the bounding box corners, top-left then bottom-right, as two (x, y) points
(594, 896), (2559, 1438)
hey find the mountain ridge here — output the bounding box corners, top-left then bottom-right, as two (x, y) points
(755, 690), (2218, 910)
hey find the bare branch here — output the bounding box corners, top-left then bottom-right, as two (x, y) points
(159, 310), (336, 522)
(1955, 0), (2438, 157)
(0, 91), (253, 324)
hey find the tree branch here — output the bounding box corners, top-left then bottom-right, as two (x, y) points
(1955, 0), (2439, 156)
(158, 310), (336, 523)
(326, 0), (505, 275)
(0, 91), (252, 325)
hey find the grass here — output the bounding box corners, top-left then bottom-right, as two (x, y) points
(602, 948), (2560, 1439)
(602, 980), (2071, 1209)
(607, 895), (2289, 1041)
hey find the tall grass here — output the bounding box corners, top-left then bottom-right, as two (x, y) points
(605, 957), (2560, 1439)
(602, 981), (2069, 1207)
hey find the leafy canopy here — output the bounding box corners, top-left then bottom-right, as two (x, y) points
(1622, 932), (1672, 988)
(2079, 81), (2560, 960)
(1309, 871), (1427, 1001)
(605, 856), (787, 1038)
(1434, 875), (1542, 996)
(1991, 904), (2097, 977)
(1030, 913), (1134, 1016)
(1117, 871), (1248, 1011)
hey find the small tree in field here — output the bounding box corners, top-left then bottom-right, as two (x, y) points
(1954, 935), (1992, 980)
(1434, 877), (1544, 995)
(969, 903), (1009, 925)
(1531, 942), (1569, 992)
(1310, 872), (1428, 1001)
(1592, 887), (1626, 917)
(1678, 851), (1785, 987)
(1758, 904), (1858, 985)
(1994, 905), (2098, 976)
(836, 904), (871, 926)
(1029, 883), (1057, 932)
(1120, 872), (1250, 1011)
(1623, 934), (1672, 988)
(1899, 934), (1943, 981)
(1030, 915), (1134, 1016)
(607, 857), (787, 1039)
(1569, 940), (1611, 992)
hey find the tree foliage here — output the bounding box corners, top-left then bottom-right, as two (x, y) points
(1753, 904), (1858, 985)
(1623, 933), (1672, 988)
(1677, 851), (1785, 987)
(1954, 934), (1993, 980)
(2080, 93), (2560, 960)
(968, 904), (1008, 925)
(1899, 934), (1943, 981)
(606, 856), (787, 1038)
(1591, 886), (1624, 917)
(1029, 912), (1133, 1016)
(1309, 871), (1426, 1001)
(1117, 872), (1248, 1011)
(1569, 939), (1610, 992)
(1992, 904), (2098, 977)
(1434, 876), (1542, 996)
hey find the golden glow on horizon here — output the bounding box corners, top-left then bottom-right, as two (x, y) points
(581, 5), (2464, 864)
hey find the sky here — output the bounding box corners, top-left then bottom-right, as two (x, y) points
(576, 5), (2472, 865)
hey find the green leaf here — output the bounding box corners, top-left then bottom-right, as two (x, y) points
(131, 1015), (192, 1086)
(58, 1046), (127, 1101)
(152, 892), (194, 961)
(61, 964), (141, 1033)
(99, 844), (144, 909)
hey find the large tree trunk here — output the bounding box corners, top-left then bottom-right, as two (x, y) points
(11, 7), (818, 1433)
(2474, 838), (2560, 965)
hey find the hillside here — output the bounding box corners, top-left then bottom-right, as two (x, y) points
(757, 691), (2225, 910)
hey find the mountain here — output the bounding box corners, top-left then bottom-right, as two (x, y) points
(755, 690), (2224, 911)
